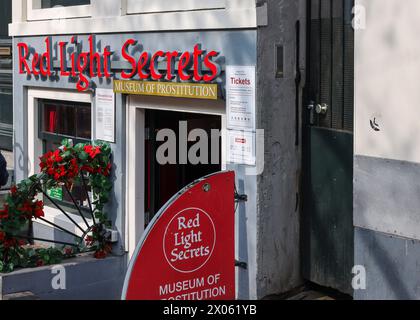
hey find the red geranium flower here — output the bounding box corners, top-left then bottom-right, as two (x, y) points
(10, 185), (18, 195)
(3, 238), (17, 249)
(0, 205), (9, 219)
(103, 162), (112, 176)
(33, 200), (44, 219)
(0, 231), (5, 242)
(81, 165), (94, 173)
(36, 259), (44, 267)
(19, 201), (33, 214)
(84, 145), (101, 159)
(85, 235), (94, 246)
(94, 250), (107, 259)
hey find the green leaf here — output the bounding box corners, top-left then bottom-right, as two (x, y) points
(79, 151), (89, 161)
(6, 262), (14, 273)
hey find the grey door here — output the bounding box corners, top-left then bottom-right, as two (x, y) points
(302, 0), (354, 294)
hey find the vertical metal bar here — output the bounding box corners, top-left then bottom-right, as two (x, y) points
(295, 20), (301, 146)
(343, 0), (354, 132)
(319, 0), (333, 128)
(331, 0), (344, 130)
(63, 184), (91, 229)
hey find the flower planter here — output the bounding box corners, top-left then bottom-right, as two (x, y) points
(0, 253), (126, 300)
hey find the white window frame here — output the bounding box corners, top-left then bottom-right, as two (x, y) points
(27, 0), (92, 21)
(126, 0), (226, 15)
(28, 88), (93, 236)
(125, 95), (227, 257)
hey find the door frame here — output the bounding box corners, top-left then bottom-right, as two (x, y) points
(125, 95), (227, 257)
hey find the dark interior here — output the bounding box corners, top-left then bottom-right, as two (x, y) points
(144, 109), (221, 224)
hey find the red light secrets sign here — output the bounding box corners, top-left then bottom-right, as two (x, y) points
(122, 171), (235, 300)
(17, 36), (221, 92)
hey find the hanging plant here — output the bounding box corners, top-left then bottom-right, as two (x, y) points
(0, 139), (113, 273)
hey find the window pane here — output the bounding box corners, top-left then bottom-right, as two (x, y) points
(43, 103), (58, 134)
(42, 103), (76, 136)
(41, 100), (91, 140)
(76, 105), (92, 139)
(41, 0), (90, 8)
(0, 0), (11, 38)
(57, 104), (76, 137)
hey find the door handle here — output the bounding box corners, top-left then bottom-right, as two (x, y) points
(315, 103), (328, 115)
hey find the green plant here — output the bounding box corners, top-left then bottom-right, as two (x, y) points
(0, 139), (113, 273)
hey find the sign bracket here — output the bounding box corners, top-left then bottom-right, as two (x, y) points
(234, 192), (248, 203)
(235, 260), (248, 270)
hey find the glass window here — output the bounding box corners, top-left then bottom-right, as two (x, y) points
(39, 99), (92, 216)
(41, 100), (91, 139)
(28, 0), (92, 21)
(41, 0), (90, 8)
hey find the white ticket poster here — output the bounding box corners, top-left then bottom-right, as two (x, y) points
(226, 66), (256, 131)
(227, 130), (256, 166)
(95, 88), (115, 143)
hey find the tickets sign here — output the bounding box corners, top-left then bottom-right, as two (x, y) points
(122, 171), (235, 300)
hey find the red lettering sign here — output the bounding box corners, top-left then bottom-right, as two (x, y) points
(17, 36), (221, 92)
(122, 171), (235, 300)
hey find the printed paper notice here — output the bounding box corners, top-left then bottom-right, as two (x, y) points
(226, 66), (256, 131)
(95, 88), (115, 143)
(227, 130), (256, 166)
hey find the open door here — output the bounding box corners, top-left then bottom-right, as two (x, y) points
(302, 0), (354, 294)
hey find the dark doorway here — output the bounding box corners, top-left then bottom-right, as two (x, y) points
(302, 0), (354, 295)
(144, 110), (221, 225)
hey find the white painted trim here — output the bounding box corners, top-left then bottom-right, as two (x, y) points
(9, 8), (257, 36)
(125, 100), (145, 257)
(13, 0), (27, 23)
(27, 0), (91, 21)
(125, 95), (226, 257)
(120, 0), (128, 16)
(126, 0), (226, 14)
(27, 88), (92, 232)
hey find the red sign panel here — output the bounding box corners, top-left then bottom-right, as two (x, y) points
(122, 171), (235, 300)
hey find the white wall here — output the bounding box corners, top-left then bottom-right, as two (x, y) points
(10, 0), (257, 36)
(355, 0), (420, 163)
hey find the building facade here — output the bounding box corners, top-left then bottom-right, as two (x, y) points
(8, 0), (305, 299)
(8, 0), (418, 301)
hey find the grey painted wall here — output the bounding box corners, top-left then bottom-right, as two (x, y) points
(1, 255), (126, 300)
(355, 155), (420, 241)
(355, 227), (420, 300)
(354, 0), (420, 299)
(354, 155), (420, 299)
(255, 0), (305, 297)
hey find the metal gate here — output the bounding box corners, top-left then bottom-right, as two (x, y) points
(302, 0), (354, 294)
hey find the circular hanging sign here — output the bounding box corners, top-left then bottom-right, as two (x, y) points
(163, 207), (216, 274)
